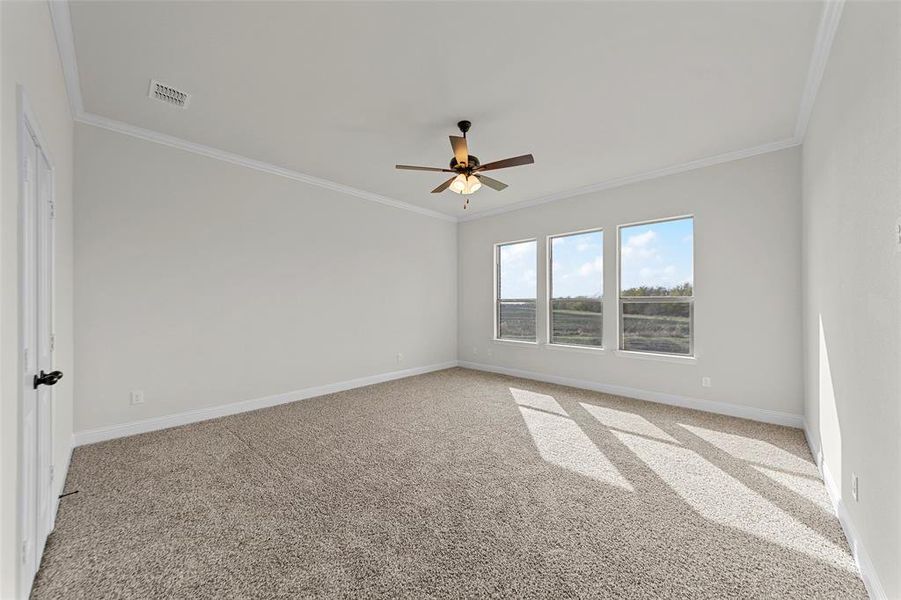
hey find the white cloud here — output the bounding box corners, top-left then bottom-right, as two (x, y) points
(621, 229), (658, 261)
(578, 256), (603, 276)
(501, 242), (532, 262)
(630, 230), (656, 246)
(499, 241), (537, 298)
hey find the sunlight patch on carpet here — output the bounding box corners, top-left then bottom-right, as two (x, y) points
(509, 387), (569, 416)
(752, 465), (834, 514)
(511, 388), (632, 490)
(678, 423), (816, 476)
(614, 430), (856, 572)
(580, 403), (678, 443)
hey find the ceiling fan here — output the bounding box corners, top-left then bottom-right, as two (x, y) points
(396, 120), (535, 209)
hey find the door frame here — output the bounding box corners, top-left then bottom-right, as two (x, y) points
(17, 85), (57, 599)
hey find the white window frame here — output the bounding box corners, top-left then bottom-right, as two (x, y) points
(546, 227), (605, 350)
(616, 215), (695, 358)
(494, 238), (538, 344)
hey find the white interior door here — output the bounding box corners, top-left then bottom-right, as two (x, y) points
(35, 147), (55, 554)
(19, 101), (58, 599)
(19, 123), (40, 596)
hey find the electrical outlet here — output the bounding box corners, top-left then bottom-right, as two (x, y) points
(396, 353), (404, 363)
(851, 473), (859, 501)
(472, 347), (479, 355)
(701, 377), (712, 388)
(130, 390), (144, 405)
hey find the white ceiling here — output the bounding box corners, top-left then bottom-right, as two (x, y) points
(69, 1), (823, 218)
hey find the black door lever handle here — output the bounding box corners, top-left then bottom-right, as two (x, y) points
(34, 370), (63, 389)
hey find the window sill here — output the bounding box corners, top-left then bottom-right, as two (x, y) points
(492, 338), (539, 347)
(543, 343), (605, 354)
(614, 350), (696, 364)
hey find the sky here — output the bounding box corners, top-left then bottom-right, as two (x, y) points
(498, 217), (693, 299)
(551, 230), (603, 298)
(499, 240), (537, 299)
(619, 217), (693, 291)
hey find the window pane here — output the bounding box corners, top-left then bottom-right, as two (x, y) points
(622, 301), (691, 355)
(550, 230), (603, 347)
(499, 300), (537, 341)
(620, 217), (693, 297)
(551, 299), (602, 346)
(498, 240), (537, 300)
(497, 240), (536, 341)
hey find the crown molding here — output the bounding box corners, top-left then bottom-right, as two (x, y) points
(50, 0), (844, 225)
(47, 0), (84, 116)
(75, 112), (457, 222)
(459, 0), (845, 223)
(47, 0), (455, 223)
(458, 137), (801, 222)
(794, 0), (845, 140)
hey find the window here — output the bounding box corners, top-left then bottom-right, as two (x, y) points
(548, 229), (603, 347)
(496, 239), (537, 341)
(619, 216), (693, 356)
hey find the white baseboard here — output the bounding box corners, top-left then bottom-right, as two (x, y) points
(458, 361), (804, 428)
(73, 361), (458, 446)
(802, 420), (823, 468)
(803, 421), (886, 600)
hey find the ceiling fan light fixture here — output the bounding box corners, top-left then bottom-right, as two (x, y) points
(451, 174), (482, 195)
(450, 173), (467, 194)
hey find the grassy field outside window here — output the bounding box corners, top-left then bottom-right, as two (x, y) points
(549, 229), (603, 348)
(619, 217), (694, 356)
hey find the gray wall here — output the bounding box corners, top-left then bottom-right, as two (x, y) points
(1, 2), (75, 597)
(801, 1), (900, 596)
(74, 124), (457, 432)
(458, 148), (803, 419)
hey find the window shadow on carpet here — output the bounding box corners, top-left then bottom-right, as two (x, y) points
(509, 383), (858, 576)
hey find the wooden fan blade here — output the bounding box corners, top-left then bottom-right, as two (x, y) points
(396, 164), (454, 172)
(449, 136), (469, 166)
(431, 176), (456, 193)
(476, 154), (534, 172)
(476, 174), (508, 191)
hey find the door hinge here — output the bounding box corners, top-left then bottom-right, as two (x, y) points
(50, 464), (55, 484)
(49, 201), (56, 220)
(21, 156), (31, 183)
(20, 540), (28, 565)
(50, 334), (55, 353)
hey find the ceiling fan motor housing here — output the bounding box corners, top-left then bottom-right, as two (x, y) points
(450, 155), (480, 171)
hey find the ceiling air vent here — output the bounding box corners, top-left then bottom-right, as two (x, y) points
(148, 79), (190, 109)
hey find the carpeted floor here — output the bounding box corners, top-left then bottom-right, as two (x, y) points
(32, 368), (866, 599)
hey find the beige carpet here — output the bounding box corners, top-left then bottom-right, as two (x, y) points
(32, 368), (866, 599)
